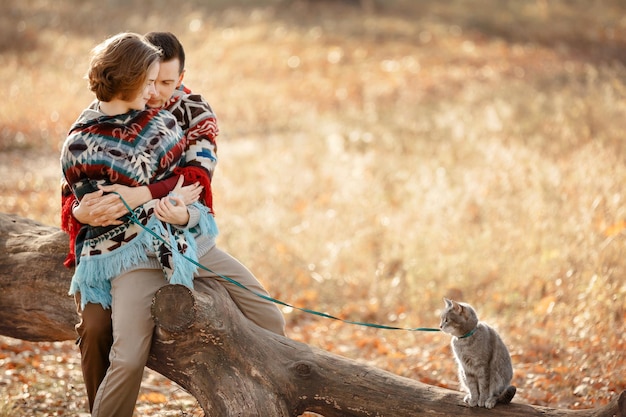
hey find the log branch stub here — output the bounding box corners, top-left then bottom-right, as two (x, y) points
(151, 284), (196, 333)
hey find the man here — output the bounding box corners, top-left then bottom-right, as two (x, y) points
(63, 32), (285, 413)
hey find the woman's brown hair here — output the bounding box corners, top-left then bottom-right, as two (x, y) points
(87, 32), (162, 102)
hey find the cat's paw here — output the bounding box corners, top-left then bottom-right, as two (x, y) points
(463, 394), (478, 407)
(485, 398), (497, 409)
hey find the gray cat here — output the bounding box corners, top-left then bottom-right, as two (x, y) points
(439, 298), (516, 408)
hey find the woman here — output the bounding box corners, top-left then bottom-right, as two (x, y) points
(60, 32), (218, 417)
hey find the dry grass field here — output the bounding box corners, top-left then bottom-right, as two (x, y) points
(1, 0), (625, 415)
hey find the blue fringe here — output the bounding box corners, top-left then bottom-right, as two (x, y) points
(190, 201), (219, 238)
(162, 205), (218, 288)
(69, 207), (218, 309)
(69, 278), (112, 309)
(69, 221), (156, 308)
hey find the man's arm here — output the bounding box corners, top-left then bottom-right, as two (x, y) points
(75, 184), (152, 226)
(168, 93), (219, 212)
(75, 177), (202, 226)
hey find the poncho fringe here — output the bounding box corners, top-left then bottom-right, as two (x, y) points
(70, 202), (218, 309)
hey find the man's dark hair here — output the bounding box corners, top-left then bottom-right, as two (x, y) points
(144, 31), (186, 74)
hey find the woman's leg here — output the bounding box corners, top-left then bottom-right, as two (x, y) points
(91, 268), (167, 417)
(74, 293), (112, 412)
(194, 245), (286, 336)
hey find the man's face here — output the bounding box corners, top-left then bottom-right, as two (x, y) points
(147, 58), (184, 108)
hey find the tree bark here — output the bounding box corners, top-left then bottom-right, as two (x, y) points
(1, 212), (624, 417)
(0, 213), (76, 341)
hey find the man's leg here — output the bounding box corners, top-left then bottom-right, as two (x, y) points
(194, 245), (286, 336)
(91, 268), (167, 417)
(74, 293), (113, 412)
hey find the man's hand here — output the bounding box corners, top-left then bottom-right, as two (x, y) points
(73, 184), (150, 227)
(98, 183), (152, 212)
(171, 176), (203, 205)
(73, 190), (125, 227)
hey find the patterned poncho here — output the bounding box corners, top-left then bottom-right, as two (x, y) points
(61, 87), (220, 268)
(60, 107), (218, 308)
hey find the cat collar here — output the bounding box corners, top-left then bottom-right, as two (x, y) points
(459, 327), (477, 339)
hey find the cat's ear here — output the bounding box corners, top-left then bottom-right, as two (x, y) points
(444, 298), (462, 313)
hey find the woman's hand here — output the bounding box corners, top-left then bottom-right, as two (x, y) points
(171, 176), (203, 205)
(154, 195), (190, 226)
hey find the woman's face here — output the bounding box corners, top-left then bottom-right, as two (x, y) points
(128, 61), (160, 111)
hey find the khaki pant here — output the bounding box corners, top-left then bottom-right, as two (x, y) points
(76, 245), (286, 417)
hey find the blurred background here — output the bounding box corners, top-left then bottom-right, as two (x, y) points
(0, 0), (625, 415)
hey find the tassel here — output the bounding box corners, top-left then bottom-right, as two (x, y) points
(61, 193), (81, 268)
(174, 166), (214, 214)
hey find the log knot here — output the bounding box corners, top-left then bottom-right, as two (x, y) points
(293, 361), (314, 379)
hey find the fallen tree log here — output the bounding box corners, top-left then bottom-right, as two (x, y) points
(1, 212), (624, 416)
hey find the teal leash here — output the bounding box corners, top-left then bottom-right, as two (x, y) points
(115, 193), (440, 334)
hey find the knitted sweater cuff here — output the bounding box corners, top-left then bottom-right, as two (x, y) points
(148, 175), (180, 199)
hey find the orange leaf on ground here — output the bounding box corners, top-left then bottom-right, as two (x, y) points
(138, 392), (167, 404)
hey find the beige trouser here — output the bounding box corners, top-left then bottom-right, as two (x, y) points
(91, 245), (286, 417)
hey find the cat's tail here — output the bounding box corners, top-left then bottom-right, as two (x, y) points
(497, 385), (516, 405)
